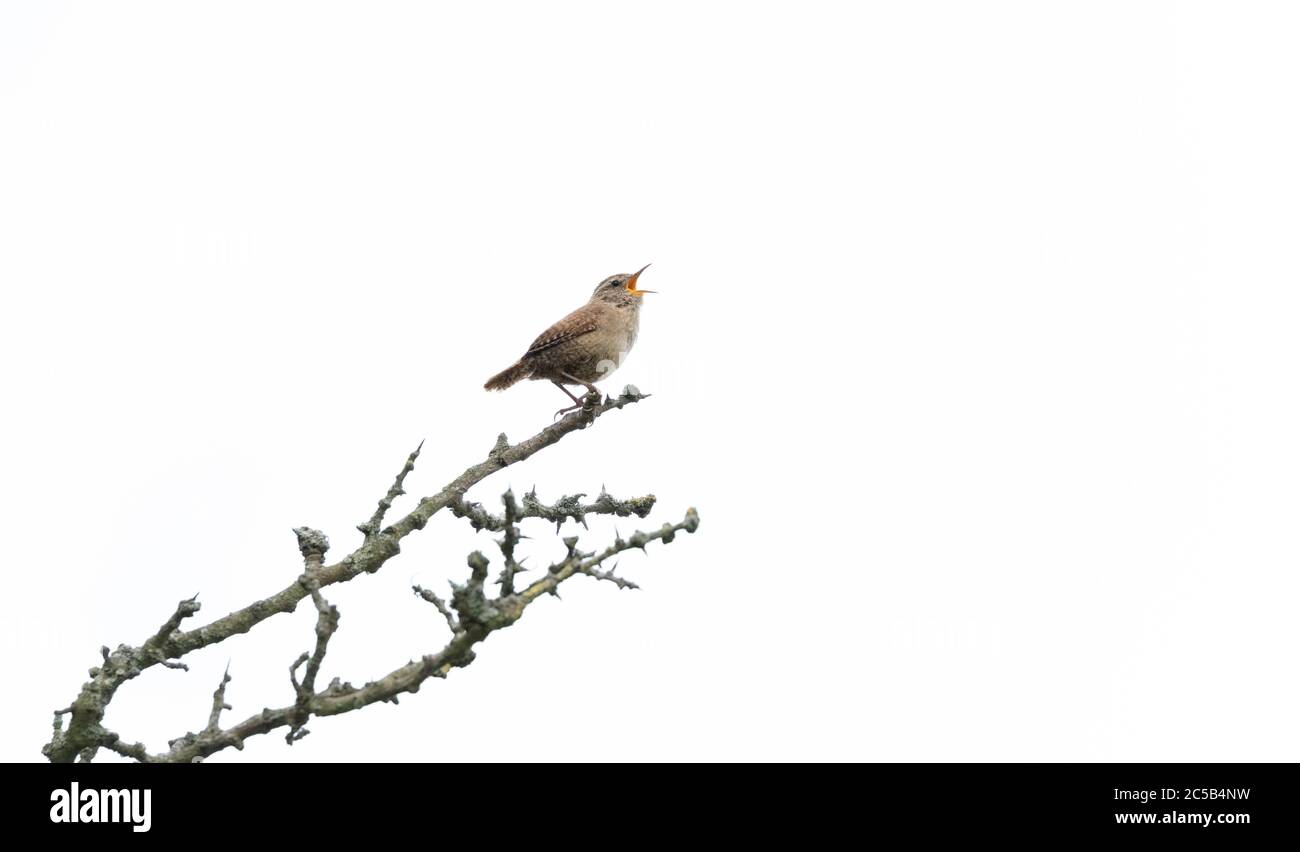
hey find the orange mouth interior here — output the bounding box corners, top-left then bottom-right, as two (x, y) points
(626, 263), (655, 296)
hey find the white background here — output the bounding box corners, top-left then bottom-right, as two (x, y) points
(2, 1), (1298, 762)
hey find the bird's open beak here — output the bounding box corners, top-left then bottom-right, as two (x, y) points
(626, 263), (655, 296)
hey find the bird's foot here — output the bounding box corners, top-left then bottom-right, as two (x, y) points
(553, 402), (584, 421)
(552, 390), (603, 421)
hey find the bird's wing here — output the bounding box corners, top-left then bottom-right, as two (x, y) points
(523, 308), (597, 359)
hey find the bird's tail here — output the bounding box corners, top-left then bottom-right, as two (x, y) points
(484, 360), (531, 391)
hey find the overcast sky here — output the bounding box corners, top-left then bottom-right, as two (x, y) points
(3, 1), (1298, 762)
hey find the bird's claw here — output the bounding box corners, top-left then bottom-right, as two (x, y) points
(552, 388), (603, 421)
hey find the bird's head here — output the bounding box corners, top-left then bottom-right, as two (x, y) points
(591, 264), (655, 306)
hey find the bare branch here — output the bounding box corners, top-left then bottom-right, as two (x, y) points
(452, 486), (656, 533)
(287, 581), (340, 743)
(127, 507), (700, 763)
(358, 440), (423, 539)
(206, 665), (233, 734)
(101, 736), (152, 763)
(520, 507), (701, 602)
(413, 584), (458, 634)
(145, 595), (201, 654)
(41, 386), (693, 764)
(494, 490), (524, 593)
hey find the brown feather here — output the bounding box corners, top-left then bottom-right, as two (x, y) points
(484, 360), (531, 390)
(524, 308), (598, 359)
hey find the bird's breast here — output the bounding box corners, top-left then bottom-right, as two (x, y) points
(620, 307), (641, 353)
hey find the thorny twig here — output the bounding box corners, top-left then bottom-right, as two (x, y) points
(413, 584), (458, 634)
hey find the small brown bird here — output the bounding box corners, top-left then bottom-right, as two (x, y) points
(485, 264), (655, 417)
